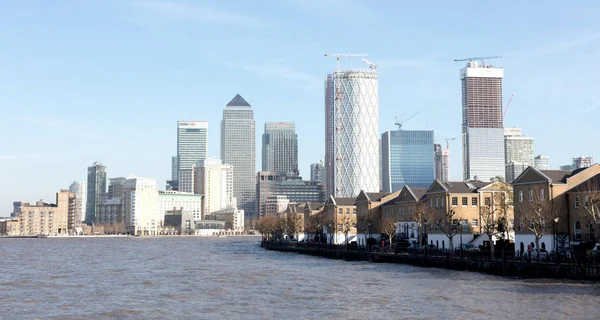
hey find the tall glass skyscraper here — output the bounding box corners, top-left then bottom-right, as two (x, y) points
(504, 127), (534, 182)
(461, 61), (505, 181)
(86, 162), (107, 225)
(325, 69), (380, 197)
(382, 130), (434, 192)
(177, 121), (208, 177)
(261, 122), (298, 175)
(221, 94), (256, 221)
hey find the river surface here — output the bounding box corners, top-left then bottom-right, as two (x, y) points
(1, 237), (599, 319)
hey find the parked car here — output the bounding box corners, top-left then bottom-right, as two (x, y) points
(530, 248), (549, 260)
(423, 244), (440, 254)
(407, 243), (423, 254)
(459, 244), (480, 252)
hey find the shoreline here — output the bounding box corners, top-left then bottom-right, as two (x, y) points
(0, 234), (262, 239)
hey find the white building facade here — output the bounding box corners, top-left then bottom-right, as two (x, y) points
(326, 69), (380, 197)
(69, 181), (86, 223)
(158, 191), (203, 221)
(122, 177), (160, 236)
(265, 195), (289, 216)
(196, 158), (234, 218)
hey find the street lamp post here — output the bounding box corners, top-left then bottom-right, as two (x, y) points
(367, 221), (372, 252)
(554, 217), (560, 263)
(328, 223), (332, 252)
(345, 221), (350, 253)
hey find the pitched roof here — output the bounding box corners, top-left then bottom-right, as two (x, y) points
(365, 192), (390, 202)
(410, 188), (428, 201)
(441, 181), (489, 194)
(226, 94), (251, 107)
(331, 197), (356, 206)
(306, 202), (325, 210)
(539, 170), (573, 184)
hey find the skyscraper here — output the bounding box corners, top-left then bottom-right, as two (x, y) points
(533, 155), (550, 171)
(221, 94), (256, 220)
(261, 122), (298, 175)
(171, 156), (178, 181)
(434, 144), (449, 182)
(573, 156), (594, 169)
(69, 181), (86, 224)
(310, 162), (323, 182)
(85, 162), (107, 225)
(177, 121), (208, 179)
(382, 130), (435, 192)
(196, 158), (234, 219)
(461, 61), (505, 181)
(325, 69), (379, 197)
(504, 128), (534, 182)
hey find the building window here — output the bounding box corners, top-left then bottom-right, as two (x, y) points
(442, 197), (446, 208)
(435, 198), (439, 208)
(519, 218), (524, 232)
(584, 196), (589, 207)
(452, 197), (457, 206)
(471, 197), (477, 206)
(401, 207), (404, 216)
(346, 208), (350, 215)
(519, 190), (523, 203)
(338, 208), (342, 215)
(461, 197), (468, 206)
(574, 197), (580, 208)
(484, 197), (491, 206)
(540, 189), (545, 201)
(352, 209), (356, 215)
(429, 198), (433, 208)
(574, 221), (582, 241)
(471, 219), (478, 227)
(529, 189), (533, 202)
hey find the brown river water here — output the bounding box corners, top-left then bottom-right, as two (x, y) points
(1, 237), (599, 319)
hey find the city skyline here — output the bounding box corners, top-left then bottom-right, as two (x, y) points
(2, 1), (600, 214)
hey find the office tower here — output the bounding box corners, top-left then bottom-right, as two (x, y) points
(434, 144), (449, 182)
(573, 156), (594, 169)
(504, 128), (534, 182)
(122, 176), (159, 236)
(12, 201), (23, 218)
(560, 165), (573, 171)
(256, 171), (325, 218)
(196, 158), (234, 218)
(171, 156), (178, 181)
(69, 181), (86, 224)
(158, 191), (203, 221)
(262, 122), (298, 175)
(534, 155), (550, 171)
(324, 69), (379, 197)
(460, 61), (505, 181)
(178, 167), (196, 193)
(381, 130), (435, 192)
(310, 162), (323, 182)
(177, 121), (208, 180)
(221, 94), (256, 220)
(86, 162), (107, 225)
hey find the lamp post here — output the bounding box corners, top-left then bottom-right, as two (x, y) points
(328, 223), (332, 251)
(554, 217), (560, 263)
(367, 221), (372, 252)
(345, 221), (350, 253)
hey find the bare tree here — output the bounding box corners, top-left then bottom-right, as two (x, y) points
(307, 213), (326, 244)
(578, 185), (600, 244)
(440, 209), (460, 250)
(411, 202), (434, 246)
(380, 215), (397, 248)
(521, 199), (562, 262)
(480, 188), (512, 258)
(256, 215), (278, 241)
(285, 213), (303, 240)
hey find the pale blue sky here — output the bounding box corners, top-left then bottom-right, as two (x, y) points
(1, 0), (599, 215)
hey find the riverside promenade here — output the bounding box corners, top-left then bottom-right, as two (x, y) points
(262, 241), (600, 280)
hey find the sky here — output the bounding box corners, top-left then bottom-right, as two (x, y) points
(1, 0), (600, 215)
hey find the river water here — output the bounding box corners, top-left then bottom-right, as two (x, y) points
(1, 237), (599, 319)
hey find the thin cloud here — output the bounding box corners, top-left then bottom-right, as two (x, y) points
(236, 64), (322, 95)
(508, 32), (600, 58)
(131, 0), (261, 26)
(0, 154), (41, 160)
(585, 101), (600, 113)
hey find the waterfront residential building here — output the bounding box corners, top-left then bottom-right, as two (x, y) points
(158, 191), (203, 221)
(221, 94), (256, 220)
(310, 162), (323, 183)
(355, 191), (399, 246)
(256, 171), (325, 218)
(262, 122), (298, 175)
(178, 167), (195, 193)
(18, 190), (75, 236)
(434, 144), (449, 182)
(565, 172), (600, 244)
(573, 156), (594, 170)
(534, 155), (550, 171)
(381, 186), (428, 244)
(422, 180), (513, 249)
(324, 69), (379, 198)
(324, 196), (357, 244)
(97, 198), (123, 225)
(69, 181), (86, 224)
(177, 120), (208, 180)
(122, 176), (160, 236)
(504, 128), (534, 183)
(206, 207), (244, 230)
(0, 218), (19, 236)
(381, 129), (435, 192)
(512, 165), (600, 254)
(86, 162), (107, 225)
(460, 61), (505, 182)
(196, 158), (234, 218)
(58, 190), (77, 233)
(264, 195), (290, 216)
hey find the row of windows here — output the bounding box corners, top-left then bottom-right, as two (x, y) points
(518, 189), (545, 202)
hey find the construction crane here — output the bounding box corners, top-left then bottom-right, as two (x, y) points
(324, 53), (368, 72)
(394, 109), (425, 130)
(503, 93), (514, 119)
(453, 56), (502, 66)
(361, 58), (377, 70)
(442, 138), (455, 151)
